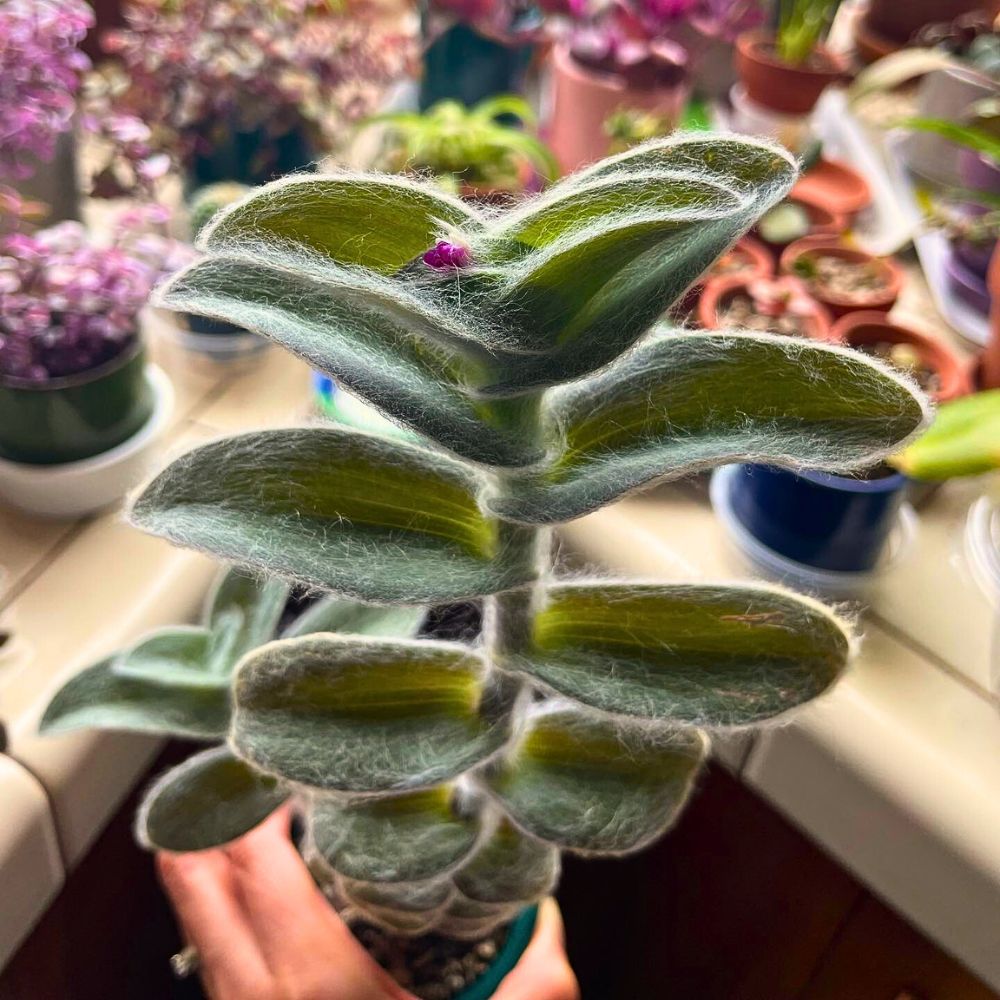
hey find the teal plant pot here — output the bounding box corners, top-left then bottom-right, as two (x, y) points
(0, 342), (155, 465)
(454, 905), (537, 1000)
(419, 23), (534, 110)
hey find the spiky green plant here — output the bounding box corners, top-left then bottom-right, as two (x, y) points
(41, 135), (930, 942)
(361, 95), (559, 195)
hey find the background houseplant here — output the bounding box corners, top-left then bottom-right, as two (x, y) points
(83, 0), (415, 195)
(0, 212), (188, 515)
(360, 96), (559, 201)
(39, 135), (928, 995)
(735, 0), (845, 116)
(0, 0), (94, 225)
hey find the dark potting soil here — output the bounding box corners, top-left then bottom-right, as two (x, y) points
(355, 920), (507, 1000)
(721, 294), (812, 337)
(860, 341), (941, 394)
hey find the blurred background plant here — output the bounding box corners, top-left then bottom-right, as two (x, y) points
(82, 0), (417, 195)
(774, 0), (841, 65)
(0, 209), (191, 382)
(362, 95), (558, 197)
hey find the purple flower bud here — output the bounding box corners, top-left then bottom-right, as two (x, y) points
(422, 240), (472, 270)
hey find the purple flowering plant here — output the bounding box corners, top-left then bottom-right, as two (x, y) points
(0, 0), (93, 182)
(556, 0), (764, 85)
(0, 207), (192, 383)
(83, 0), (416, 196)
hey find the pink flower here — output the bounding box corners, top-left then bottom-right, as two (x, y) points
(422, 241), (472, 270)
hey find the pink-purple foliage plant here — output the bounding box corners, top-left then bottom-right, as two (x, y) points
(0, 208), (192, 382)
(85, 0), (415, 196)
(0, 0), (93, 182)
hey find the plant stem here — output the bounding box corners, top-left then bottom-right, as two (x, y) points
(483, 391), (548, 659)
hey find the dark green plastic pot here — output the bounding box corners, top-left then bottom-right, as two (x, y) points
(0, 342), (155, 465)
(454, 906), (537, 1000)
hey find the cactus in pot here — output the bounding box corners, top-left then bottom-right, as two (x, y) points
(40, 135), (929, 981)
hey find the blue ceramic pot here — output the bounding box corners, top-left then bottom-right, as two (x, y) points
(728, 464), (907, 573)
(419, 23), (534, 110)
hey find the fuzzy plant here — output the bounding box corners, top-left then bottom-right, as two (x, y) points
(41, 134), (930, 943)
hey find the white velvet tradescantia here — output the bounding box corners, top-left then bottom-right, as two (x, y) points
(41, 134), (931, 941)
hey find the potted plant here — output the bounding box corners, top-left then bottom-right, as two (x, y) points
(832, 312), (973, 403)
(546, 6), (691, 172)
(781, 237), (905, 318)
(0, 0), (93, 225)
(673, 235), (773, 316)
(902, 112), (1000, 318)
(83, 0), (415, 196)
(0, 213), (187, 517)
(162, 181), (271, 363)
(39, 135), (927, 995)
(360, 96), (560, 203)
(735, 0), (847, 116)
(698, 273), (833, 339)
(857, 1), (995, 64)
(754, 191), (847, 253)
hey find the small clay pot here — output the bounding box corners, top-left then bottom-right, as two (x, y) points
(831, 311), (973, 402)
(698, 274), (834, 341)
(780, 238), (904, 319)
(983, 243), (1000, 388)
(792, 159), (871, 218)
(735, 30), (847, 116)
(755, 192), (848, 254)
(865, 0), (996, 47)
(546, 41), (688, 174)
(852, 15), (901, 64)
(675, 236), (774, 315)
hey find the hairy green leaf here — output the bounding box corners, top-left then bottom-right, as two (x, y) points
(232, 635), (523, 793)
(465, 136), (796, 392)
(200, 174), (481, 274)
(156, 255), (542, 467)
(453, 817), (559, 904)
(283, 595), (426, 640)
(891, 389), (1000, 480)
(489, 332), (932, 523)
(480, 705), (707, 854)
(113, 627), (214, 684)
(39, 655), (229, 740)
(500, 582), (850, 727)
(130, 428), (538, 604)
(309, 786), (481, 882)
(137, 747), (287, 852)
(339, 876), (454, 912)
(203, 569), (290, 674)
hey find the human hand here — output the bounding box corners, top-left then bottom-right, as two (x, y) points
(157, 808), (579, 1000)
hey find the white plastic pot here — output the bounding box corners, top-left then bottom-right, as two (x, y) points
(0, 365), (174, 520)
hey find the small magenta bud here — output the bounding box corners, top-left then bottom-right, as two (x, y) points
(422, 240), (471, 270)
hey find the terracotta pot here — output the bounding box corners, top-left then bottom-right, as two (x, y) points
(735, 30), (847, 116)
(831, 311), (973, 402)
(780, 238), (905, 319)
(983, 244), (1000, 388)
(792, 159), (871, 218)
(755, 192), (848, 254)
(697, 274), (834, 341)
(865, 0), (996, 47)
(852, 15), (902, 64)
(546, 41), (689, 174)
(674, 237), (774, 316)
